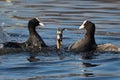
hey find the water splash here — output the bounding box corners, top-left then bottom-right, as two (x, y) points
(0, 22), (10, 43)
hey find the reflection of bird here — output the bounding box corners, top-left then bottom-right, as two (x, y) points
(69, 20), (120, 52)
(2, 18), (47, 50)
(27, 56), (40, 62)
(0, 22), (10, 43)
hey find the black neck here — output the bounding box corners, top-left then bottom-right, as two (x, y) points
(85, 29), (96, 44)
(28, 25), (37, 35)
(85, 29), (95, 38)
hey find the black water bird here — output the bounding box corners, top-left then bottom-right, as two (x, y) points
(68, 20), (120, 52)
(0, 18), (47, 53)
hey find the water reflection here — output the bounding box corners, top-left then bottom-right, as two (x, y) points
(27, 56), (40, 62)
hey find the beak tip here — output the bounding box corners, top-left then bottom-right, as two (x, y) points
(39, 23), (45, 26)
(79, 26), (81, 29)
(79, 25), (84, 29)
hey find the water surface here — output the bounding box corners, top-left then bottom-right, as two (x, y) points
(0, 0), (120, 80)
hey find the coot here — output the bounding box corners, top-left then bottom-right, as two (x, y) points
(69, 20), (120, 52)
(1, 18), (47, 53)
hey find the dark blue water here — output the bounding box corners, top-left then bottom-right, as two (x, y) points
(0, 0), (120, 80)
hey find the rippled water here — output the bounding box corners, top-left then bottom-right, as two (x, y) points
(0, 0), (120, 80)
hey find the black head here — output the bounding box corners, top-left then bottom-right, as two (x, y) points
(28, 18), (44, 27)
(79, 20), (95, 30)
(79, 20), (95, 35)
